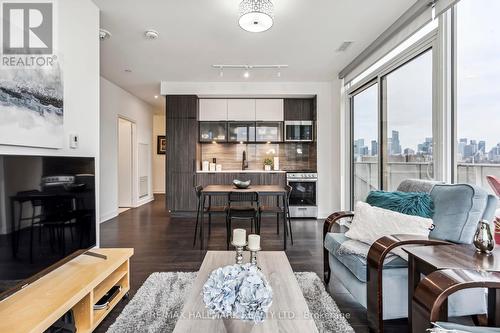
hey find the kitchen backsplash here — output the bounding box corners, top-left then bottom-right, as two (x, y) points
(200, 143), (316, 171)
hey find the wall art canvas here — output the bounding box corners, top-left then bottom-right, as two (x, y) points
(0, 65), (64, 149)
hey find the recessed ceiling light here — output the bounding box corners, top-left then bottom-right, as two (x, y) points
(144, 29), (160, 40)
(99, 28), (112, 41)
(154, 95), (159, 99)
(239, 0), (274, 33)
(243, 68), (250, 78)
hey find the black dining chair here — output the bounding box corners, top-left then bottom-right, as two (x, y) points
(258, 185), (293, 245)
(226, 192), (260, 250)
(193, 185), (227, 248)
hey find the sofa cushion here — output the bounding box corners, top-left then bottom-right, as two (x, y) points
(324, 233), (407, 283)
(430, 184), (490, 244)
(345, 202), (433, 258)
(366, 190), (434, 218)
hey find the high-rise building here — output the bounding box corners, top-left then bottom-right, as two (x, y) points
(391, 130), (401, 155)
(478, 141), (486, 153)
(371, 140), (378, 156)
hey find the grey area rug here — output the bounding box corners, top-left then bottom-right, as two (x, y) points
(106, 272), (354, 333)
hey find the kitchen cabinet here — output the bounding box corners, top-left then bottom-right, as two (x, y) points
(284, 98), (315, 121)
(199, 122), (227, 142)
(228, 122), (255, 142)
(199, 99), (227, 121)
(255, 122), (283, 142)
(166, 95), (199, 212)
(255, 99), (284, 121)
(227, 99), (255, 121)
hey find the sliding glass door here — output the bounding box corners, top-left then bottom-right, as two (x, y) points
(352, 83), (379, 203)
(382, 50), (434, 190)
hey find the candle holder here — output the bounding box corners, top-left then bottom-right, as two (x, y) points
(232, 242), (247, 264)
(247, 247), (261, 266)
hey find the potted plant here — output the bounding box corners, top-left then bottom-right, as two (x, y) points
(263, 158), (273, 171)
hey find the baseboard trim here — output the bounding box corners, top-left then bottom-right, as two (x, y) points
(100, 210), (118, 223)
(136, 196), (154, 207)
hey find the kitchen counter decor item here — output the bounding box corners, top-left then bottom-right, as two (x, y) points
(233, 179), (251, 189)
(202, 263), (273, 333)
(263, 158), (273, 171)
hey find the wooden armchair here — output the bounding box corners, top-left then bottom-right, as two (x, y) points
(412, 268), (500, 332)
(323, 179), (498, 333)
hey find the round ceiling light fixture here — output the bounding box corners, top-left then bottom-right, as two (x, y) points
(239, 0), (274, 33)
(144, 29), (160, 40)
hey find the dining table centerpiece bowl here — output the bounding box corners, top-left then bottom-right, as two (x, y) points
(202, 263), (273, 333)
(233, 179), (251, 189)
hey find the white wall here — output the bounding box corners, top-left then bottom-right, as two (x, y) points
(160, 81), (342, 217)
(100, 77), (154, 222)
(0, 0), (100, 237)
(153, 114), (166, 194)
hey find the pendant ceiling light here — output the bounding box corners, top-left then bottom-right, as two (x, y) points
(239, 0), (274, 33)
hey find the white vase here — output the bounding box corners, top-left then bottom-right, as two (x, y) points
(264, 165), (271, 171)
(222, 318), (255, 333)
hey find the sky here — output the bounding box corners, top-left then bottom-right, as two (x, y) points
(353, 0), (500, 153)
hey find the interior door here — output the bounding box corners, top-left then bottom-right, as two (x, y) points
(118, 118), (133, 207)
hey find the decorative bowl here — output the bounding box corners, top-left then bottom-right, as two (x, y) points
(233, 179), (251, 189)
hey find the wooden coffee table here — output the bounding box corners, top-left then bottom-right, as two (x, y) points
(173, 251), (319, 333)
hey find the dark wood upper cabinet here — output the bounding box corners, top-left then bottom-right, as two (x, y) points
(284, 98), (315, 121)
(166, 95), (198, 119)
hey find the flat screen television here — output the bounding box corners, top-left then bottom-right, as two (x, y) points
(0, 155), (96, 300)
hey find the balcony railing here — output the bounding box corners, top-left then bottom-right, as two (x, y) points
(353, 161), (500, 203)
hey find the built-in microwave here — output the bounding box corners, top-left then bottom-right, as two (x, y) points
(285, 121), (314, 142)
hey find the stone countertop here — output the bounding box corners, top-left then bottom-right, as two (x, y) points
(196, 170), (287, 174)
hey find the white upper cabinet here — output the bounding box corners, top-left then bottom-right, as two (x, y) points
(199, 99), (228, 121)
(255, 99), (284, 121)
(227, 99), (256, 121)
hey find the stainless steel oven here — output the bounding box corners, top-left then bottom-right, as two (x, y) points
(285, 121), (314, 142)
(287, 172), (318, 218)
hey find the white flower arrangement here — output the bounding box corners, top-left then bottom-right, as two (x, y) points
(202, 263), (273, 323)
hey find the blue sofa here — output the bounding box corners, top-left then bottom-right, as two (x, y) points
(323, 179), (498, 332)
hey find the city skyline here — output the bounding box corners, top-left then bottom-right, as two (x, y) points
(354, 130), (500, 163)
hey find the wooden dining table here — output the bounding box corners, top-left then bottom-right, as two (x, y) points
(200, 185), (289, 250)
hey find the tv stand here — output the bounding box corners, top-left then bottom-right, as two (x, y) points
(84, 250), (108, 260)
(0, 248), (133, 333)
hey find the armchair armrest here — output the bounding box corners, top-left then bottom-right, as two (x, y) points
(367, 235), (451, 333)
(412, 269), (500, 332)
(323, 211), (354, 283)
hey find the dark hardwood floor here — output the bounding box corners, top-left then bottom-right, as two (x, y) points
(95, 194), (405, 333)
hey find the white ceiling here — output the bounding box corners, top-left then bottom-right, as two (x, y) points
(94, 0), (417, 109)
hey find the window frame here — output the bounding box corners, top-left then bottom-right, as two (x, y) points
(346, 29), (440, 208)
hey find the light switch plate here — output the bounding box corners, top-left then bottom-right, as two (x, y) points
(70, 134), (79, 149)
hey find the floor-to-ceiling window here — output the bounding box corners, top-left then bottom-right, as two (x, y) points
(455, 0), (500, 193)
(352, 83), (379, 203)
(383, 50), (434, 190)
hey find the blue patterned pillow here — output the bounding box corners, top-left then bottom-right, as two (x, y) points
(366, 191), (434, 219)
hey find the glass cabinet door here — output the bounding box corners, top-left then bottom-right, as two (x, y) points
(228, 122), (256, 143)
(255, 122), (283, 142)
(199, 122), (227, 142)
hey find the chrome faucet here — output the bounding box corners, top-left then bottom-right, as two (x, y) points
(242, 150), (249, 170)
